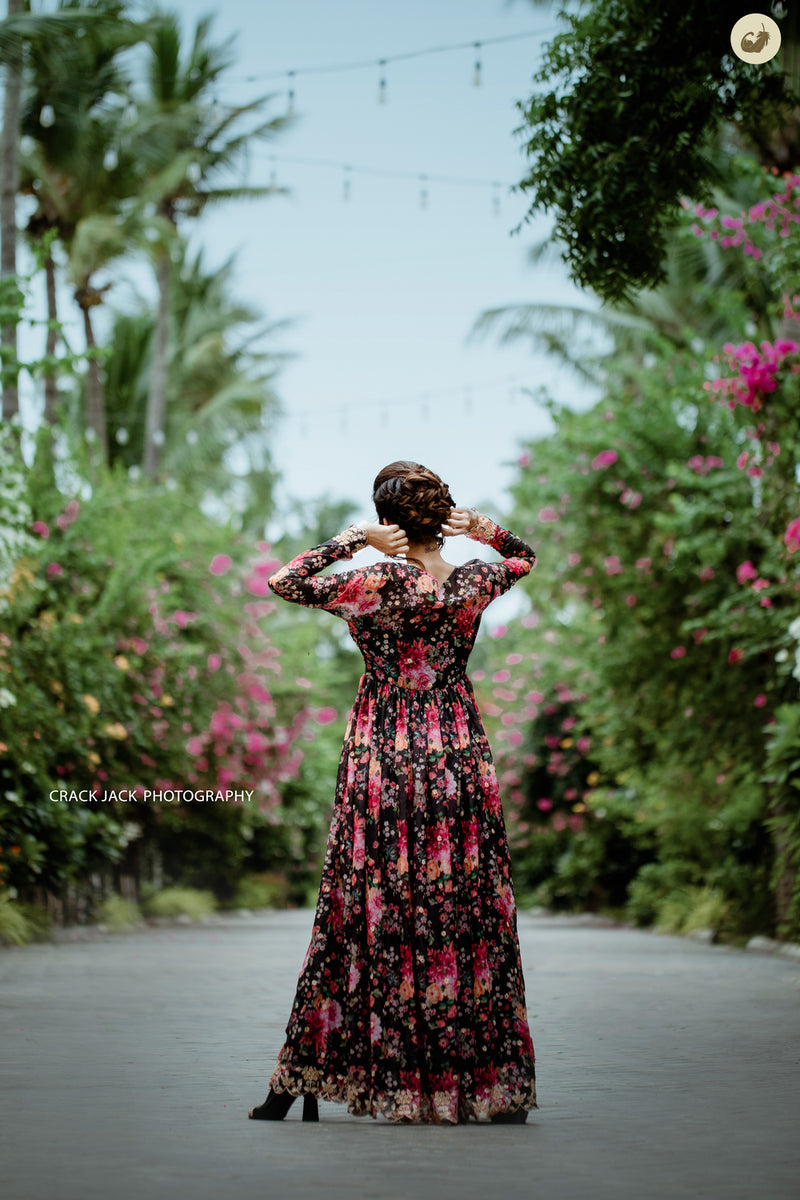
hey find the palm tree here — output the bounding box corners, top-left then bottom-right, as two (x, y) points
(90, 243), (286, 526)
(17, 0), (147, 455)
(0, 0), (24, 421)
(131, 12), (290, 481)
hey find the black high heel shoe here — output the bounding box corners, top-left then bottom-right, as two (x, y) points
(248, 1088), (319, 1121)
(489, 1107), (528, 1124)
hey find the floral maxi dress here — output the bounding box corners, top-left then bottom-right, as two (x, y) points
(266, 515), (538, 1123)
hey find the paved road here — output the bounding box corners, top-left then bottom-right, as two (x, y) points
(1, 909), (799, 1200)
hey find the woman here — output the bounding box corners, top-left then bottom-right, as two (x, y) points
(248, 461), (538, 1125)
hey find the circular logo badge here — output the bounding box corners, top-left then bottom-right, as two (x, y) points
(731, 13), (781, 63)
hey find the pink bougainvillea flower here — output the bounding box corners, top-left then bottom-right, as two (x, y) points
(536, 798), (553, 811)
(567, 552), (581, 567)
(736, 451), (749, 469)
(46, 562), (64, 578)
(577, 736), (591, 754)
(784, 517), (800, 552)
(736, 561), (759, 585)
(490, 625), (507, 639)
(315, 706), (337, 725)
(56, 499), (80, 531)
(209, 554), (232, 576)
(492, 669), (510, 683)
(752, 577), (770, 591)
(698, 566), (715, 582)
(754, 694), (767, 707)
(31, 521), (49, 538)
(671, 646), (686, 659)
(604, 555), (623, 575)
(625, 594), (638, 606)
(728, 648), (745, 664)
(591, 449), (618, 470)
(635, 557), (652, 572)
(207, 653), (222, 672)
(517, 452), (530, 467)
(173, 610), (195, 629)
(245, 573), (271, 596)
(538, 507), (560, 522)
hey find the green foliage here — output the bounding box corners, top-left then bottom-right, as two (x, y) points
(232, 872), (291, 910)
(0, 892), (34, 945)
(516, 1), (799, 300)
(142, 885), (215, 919)
(97, 894), (142, 929)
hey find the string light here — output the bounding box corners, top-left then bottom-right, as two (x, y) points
(39, 103), (55, 128)
(282, 375), (527, 428)
(473, 43), (482, 87)
(419, 174), (429, 210)
(103, 146), (118, 171)
(229, 28), (555, 86)
(377, 59), (387, 104)
(342, 165), (352, 201)
(287, 70), (296, 115)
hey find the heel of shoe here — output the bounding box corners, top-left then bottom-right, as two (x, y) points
(302, 1093), (319, 1122)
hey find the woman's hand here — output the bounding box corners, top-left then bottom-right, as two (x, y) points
(361, 521), (410, 557)
(441, 507), (478, 537)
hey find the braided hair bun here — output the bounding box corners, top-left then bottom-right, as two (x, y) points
(372, 460), (455, 547)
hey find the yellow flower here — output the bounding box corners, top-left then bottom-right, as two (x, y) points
(560, 737), (574, 748)
(103, 722), (128, 740)
(571, 802), (586, 813)
(602, 735), (614, 746)
(114, 655), (130, 671)
(67, 613), (83, 624)
(160, 694), (174, 706)
(586, 771), (600, 786)
(38, 610), (56, 629)
(50, 680), (64, 696)
(82, 694), (100, 714)
(87, 751), (101, 765)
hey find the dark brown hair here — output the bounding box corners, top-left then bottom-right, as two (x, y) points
(372, 460), (455, 547)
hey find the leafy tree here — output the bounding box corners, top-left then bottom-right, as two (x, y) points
(515, 1), (800, 301)
(131, 11), (290, 481)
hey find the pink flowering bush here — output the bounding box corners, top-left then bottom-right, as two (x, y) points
(0, 467), (334, 903)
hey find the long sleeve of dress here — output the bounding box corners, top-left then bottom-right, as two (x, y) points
(268, 524), (381, 615)
(466, 513), (537, 597)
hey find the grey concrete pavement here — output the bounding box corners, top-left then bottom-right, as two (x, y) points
(1, 908), (799, 1200)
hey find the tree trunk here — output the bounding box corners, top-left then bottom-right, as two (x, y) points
(1, 0), (24, 420)
(43, 250), (59, 424)
(143, 248), (170, 481)
(79, 298), (107, 465)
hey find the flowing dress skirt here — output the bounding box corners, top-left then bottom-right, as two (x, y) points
(269, 670), (537, 1123)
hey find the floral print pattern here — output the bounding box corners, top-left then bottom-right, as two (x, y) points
(266, 515), (538, 1123)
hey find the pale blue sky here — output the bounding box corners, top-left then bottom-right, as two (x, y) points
(167, 0), (592, 532)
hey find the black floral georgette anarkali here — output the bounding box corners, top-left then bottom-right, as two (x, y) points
(265, 513), (538, 1124)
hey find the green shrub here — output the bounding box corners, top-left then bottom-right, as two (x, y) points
(625, 859), (701, 927)
(143, 886), (216, 920)
(97, 894), (142, 930)
(655, 885), (730, 936)
(0, 893), (33, 945)
(232, 872), (290, 910)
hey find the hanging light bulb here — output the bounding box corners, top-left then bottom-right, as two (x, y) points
(492, 183), (501, 218)
(342, 165), (351, 201)
(378, 59), (387, 104)
(122, 100), (138, 126)
(151, 428), (165, 447)
(287, 71), (296, 116)
(419, 175), (429, 210)
(115, 427), (129, 445)
(39, 103), (55, 128)
(186, 160), (202, 185)
(268, 157), (278, 192)
(19, 135), (35, 157)
(103, 146), (119, 171)
(473, 43), (482, 87)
